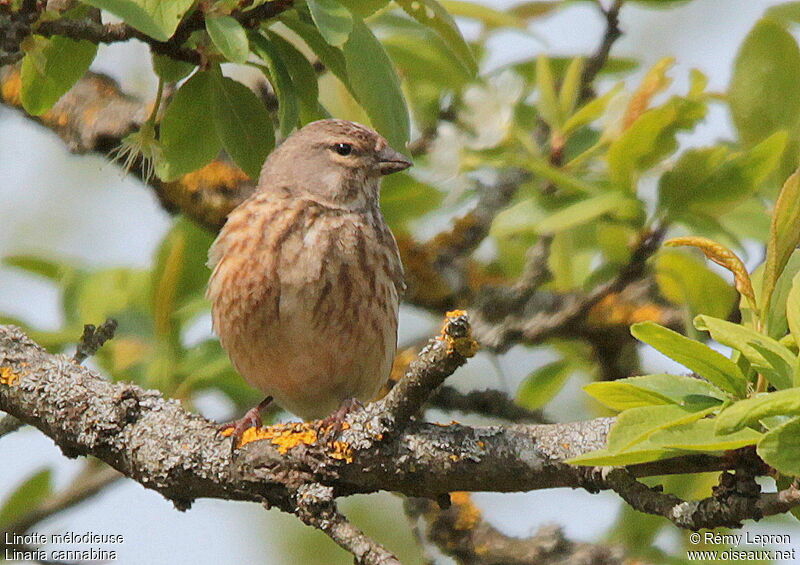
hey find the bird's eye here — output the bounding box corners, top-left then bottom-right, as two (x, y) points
(332, 143), (353, 156)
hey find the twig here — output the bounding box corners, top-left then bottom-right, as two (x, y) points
(473, 225), (666, 352)
(428, 386), (547, 423)
(294, 484), (401, 565)
(73, 318), (117, 364)
(580, 0), (624, 102)
(2, 1), (296, 66)
(405, 495), (625, 565)
(374, 311), (478, 430)
(597, 464), (800, 530)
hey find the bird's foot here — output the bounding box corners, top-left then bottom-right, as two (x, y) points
(318, 397), (364, 439)
(218, 396), (273, 453)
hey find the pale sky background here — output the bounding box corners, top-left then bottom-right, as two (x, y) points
(1, 1), (799, 563)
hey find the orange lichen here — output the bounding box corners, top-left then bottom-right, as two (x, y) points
(0, 366), (20, 386)
(231, 422), (354, 462)
(0, 69), (22, 105)
(328, 441), (354, 463)
(450, 492), (481, 530)
(441, 310), (479, 358)
(237, 422), (319, 453)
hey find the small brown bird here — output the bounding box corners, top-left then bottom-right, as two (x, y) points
(207, 119), (410, 438)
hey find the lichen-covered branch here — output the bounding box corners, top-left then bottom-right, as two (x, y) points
(0, 323), (731, 506)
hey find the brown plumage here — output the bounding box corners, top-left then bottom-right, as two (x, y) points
(206, 119), (410, 426)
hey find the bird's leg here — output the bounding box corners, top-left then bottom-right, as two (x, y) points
(217, 396), (273, 450)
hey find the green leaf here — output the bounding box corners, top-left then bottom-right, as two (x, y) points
(250, 33), (301, 137)
(757, 416), (800, 476)
(490, 198), (546, 239)
(788, 272), (800, 351)
(559, 57), (584, 120)
(507, 1), (562, 20)
(751, 250), (800, 339)
(608, 97), (706, 191)
(265, 31), (324, 123)
(211, 71), (274, 179)
(337, 0), (389, 17)
(158, 71), (221, 181)
(395, 0), (477, 77)
(342, 18), (410, 152)
(308, 0), (354, 47)
(730, 18), (800, 146)
(607, 404), (717, 453)
(67, 268), (150, 329)
(380, 172), (443, 228)
(654, 250), (737, 320)
(762, 169), (800, 311)
(535, 55), (561, 129)
(534, 193), (638, 234)
(206, 15), (250, 64)
(151, 216), (214, 339)
(584, 381), (675, 411)
(585, 374), (727, 411)
(82, 0), (195, 41)
(516, 360), (572, 410)
(567, 446), (682, 467)
(562, 83), (623, 135)
(440, 0), (529, 28)
(631, 322), (747, 397)
(716, 389), (800, 434)
(152, 53), (194, 82)
(20, 36), (97, 115)
(0, 469), (53, 528)
(695, 315), (796, 390)
(767, 2), (800, 25)
(281, 16), (350, 86)
(659, 132), (788, 219)
(3, 255), (74, 282)
(650, 418), (761, 451)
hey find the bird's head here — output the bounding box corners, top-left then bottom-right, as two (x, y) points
(258, 119), (412, 210)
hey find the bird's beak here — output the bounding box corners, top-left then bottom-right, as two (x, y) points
(378, 146), (413, 175)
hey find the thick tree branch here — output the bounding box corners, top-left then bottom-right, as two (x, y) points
(0, 323), (729, 505)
